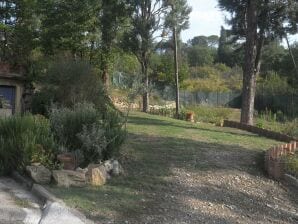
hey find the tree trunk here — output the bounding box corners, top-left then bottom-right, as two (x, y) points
(173, 27), (180, 117)
(142, 62), (149, 113)
(241, 0), (258, 125)
(102, 66), (109, 88)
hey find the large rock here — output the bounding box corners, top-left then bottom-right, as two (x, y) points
(26, 165), (51, 184)
(103, 160), (113, 173)
(111, 160), (124, 176)
(52, 170), (86, 187)
(86, 164), (108, 186)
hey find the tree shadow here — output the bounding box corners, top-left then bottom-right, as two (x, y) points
(52, 113), (296, 223)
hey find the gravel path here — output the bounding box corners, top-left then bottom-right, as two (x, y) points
(118, 135), (298, 224)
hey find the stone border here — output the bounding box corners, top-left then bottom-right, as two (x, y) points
(11, 171), (93, 224)
(223, 120), (297, 142)
(12, 171), (59, 203)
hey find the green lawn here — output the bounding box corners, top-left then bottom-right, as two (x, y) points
(49, 112), (283, 223)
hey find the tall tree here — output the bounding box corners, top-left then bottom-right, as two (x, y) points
(123, 0), (166, 112)
(39, 0), (99, 58)
(100, 0), (131, 87)
(218, 0), (298, 125)
(164, 0), (191, 116)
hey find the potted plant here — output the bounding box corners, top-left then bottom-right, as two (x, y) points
(57, 146), (76, 170)
(186, 111), (195, 122)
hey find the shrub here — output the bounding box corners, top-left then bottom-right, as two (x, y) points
(31, 59), (112, 115)
(77, 124), (107, 166)
(49, 103), (125, 166)
(0, 115), (57, 175)
(284, 153), (298, 178)
(49, 102), (99, 150)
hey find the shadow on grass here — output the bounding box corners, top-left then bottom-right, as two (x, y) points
(128, 114), (265, 140)
(50, 132), (298, 224)
(50, 114), (297, 224)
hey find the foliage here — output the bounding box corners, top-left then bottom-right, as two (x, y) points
(258, 72), (294, 95)
(122, 0), (167, 112)
(187, 45), (215, 67)
(49, 103), (99, 151)
(77, 124), (107, 166)
(32, 59), (111, 114)
(49, 102), (125, 166)
(284, 153), (298, 178)
(0, 115), (57, 175)
(150, 52), (189, 86)
(182, 64), (242, 92)
(189, 35), (219, 48)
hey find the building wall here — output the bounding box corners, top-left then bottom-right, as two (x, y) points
(0, 78), (24, 114)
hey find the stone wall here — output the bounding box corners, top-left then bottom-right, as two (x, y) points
(223, 120), (296, 142)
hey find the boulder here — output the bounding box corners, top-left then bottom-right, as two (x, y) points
(26, 165), (51, 184)
(111, 160), (124, 176)
(52, 170), (86, 187)
(103, 160), (113, 173)
(86, 164), (108, 186)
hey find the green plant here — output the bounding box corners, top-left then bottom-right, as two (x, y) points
(102, 106), (126, 159)
(256, 121), (264, 128)
(32, 59), (112, 115)
(77, 124), (107, 166)
(284, 153), (298, 178)
(49, 103), (126, 165)
(49, 102), (99, 150)
(0, 115), (57, 175)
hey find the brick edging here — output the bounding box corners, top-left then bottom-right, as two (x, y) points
(265, 141), (297, 180)
(223, 120), (297, 142)
(222, 120), (298, 181)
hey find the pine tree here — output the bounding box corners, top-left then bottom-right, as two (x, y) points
(218, 0), (298, 125)
(164, 0), (191, 117)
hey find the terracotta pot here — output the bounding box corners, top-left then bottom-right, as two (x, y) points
(186, 112), (195, 122)
(57, 153), (76, 170)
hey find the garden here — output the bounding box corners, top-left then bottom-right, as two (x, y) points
(0, 60), (126, 188)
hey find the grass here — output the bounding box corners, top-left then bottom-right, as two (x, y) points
(49, 112), (282, 223)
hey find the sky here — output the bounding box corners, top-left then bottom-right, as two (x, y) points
(181, 0), (225, 42)
(182, 0), (298, 44)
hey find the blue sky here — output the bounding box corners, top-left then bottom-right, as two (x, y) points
(182, 0), (298, 44)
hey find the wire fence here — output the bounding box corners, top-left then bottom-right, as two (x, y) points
(112, 72), (297, 117)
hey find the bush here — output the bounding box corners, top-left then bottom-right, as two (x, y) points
(0, 115), (57, 175)
(284, 153), (298, 178)
(49, 103), (99, 150)
(31, 59), (112, 115)
(49, 103), (125, 166)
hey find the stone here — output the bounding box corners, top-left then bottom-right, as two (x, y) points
(76, 167), (88, 174)
(86, 164), (108, 186)
(26, 165), (51, 184)
(103, 160), (113, 173)
(111, 160), (123, 176)
(52, 170), (86, 187)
